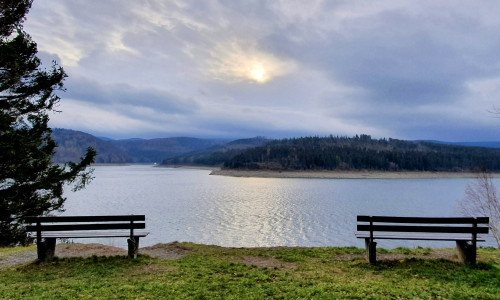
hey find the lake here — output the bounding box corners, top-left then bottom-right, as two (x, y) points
(61, 165), (497, 249)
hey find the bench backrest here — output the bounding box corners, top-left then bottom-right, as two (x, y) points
(357, 215), (489, 235)
(26, 215), (146, 232)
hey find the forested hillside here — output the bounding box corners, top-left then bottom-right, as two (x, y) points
(162, 137), (269, 166)
(110, 137), (227, 163)
(52, 129), (130, 163)
(52, 129), (228, 163)
(223, 135), (500, 172)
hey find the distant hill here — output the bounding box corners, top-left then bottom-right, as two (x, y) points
(162, 136), (270, 166)
(223, 135), (500, 172)
(52, 129), (130, 164)
(51, 128), (228, 164)
(110, 137), (227, 163)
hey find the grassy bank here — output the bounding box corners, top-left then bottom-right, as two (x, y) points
(1, 243), (499, 299)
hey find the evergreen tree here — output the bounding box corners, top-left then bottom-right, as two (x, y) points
(0, 0), (96, 246)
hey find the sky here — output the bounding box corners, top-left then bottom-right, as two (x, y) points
(23, 0), (500, 141)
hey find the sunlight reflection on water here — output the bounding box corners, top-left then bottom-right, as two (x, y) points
(61, 165), (498, 249)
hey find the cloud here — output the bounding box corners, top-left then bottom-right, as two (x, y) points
(64, 77), (199, 114)
(49, 99), (155, 136)
(270, 0), (326, 24)
(23, 0), (500, 141)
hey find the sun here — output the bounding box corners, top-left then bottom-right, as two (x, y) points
(250, 68), (266, 82)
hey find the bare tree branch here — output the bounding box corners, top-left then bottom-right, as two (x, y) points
(460, 170), (500, 247)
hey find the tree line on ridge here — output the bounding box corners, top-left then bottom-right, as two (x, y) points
(213, 135), (500, 172)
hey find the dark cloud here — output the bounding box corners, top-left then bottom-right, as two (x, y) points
(269, 5), (500, 105)
(65, 77), (199, 115)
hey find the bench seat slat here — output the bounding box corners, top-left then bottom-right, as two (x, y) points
(26, 215), (145, 223)
(26, 223), (145, 232)
(37, 231), (150, 238)
(357, 224), (489, 234)
(357, 215), (489, 224)
(355, 232), (487, 242)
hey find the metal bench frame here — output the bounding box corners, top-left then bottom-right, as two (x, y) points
(355, 215), (489, 265)
(26, 215), (149, 261)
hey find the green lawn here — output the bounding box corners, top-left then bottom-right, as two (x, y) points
(1, 243), (499, 299)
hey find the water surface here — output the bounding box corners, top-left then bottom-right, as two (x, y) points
(61, 165), (497, 249)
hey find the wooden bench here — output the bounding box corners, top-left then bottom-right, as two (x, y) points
(26, 215), (149, 261)
(355, 215), (489, 265)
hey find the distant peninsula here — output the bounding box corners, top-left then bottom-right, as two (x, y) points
(52, 129), (500, 174)
(212, 135), (500, 173)
(210, 169), (500, 179)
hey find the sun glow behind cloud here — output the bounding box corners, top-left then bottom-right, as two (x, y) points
(208, 41), (295, 84)
(250, 67), (265, 82)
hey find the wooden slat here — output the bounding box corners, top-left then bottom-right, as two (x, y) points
(357, 215), (489, 224)
(357, 224), (489, 234)
(355, 232), (487, 242)
(26, 215), (145, 223)
(26, 222), (145, 232)
(39, 231), (150, 238)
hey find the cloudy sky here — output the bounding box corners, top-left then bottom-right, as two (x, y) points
(24, 0), (500, 141)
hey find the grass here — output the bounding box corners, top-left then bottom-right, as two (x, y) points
(1, 243), (499, 299)
(0, 244), (36, 258)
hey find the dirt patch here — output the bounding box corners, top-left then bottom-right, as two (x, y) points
(140, 243), (193, 260)
(238, 256), (297, 270)
(1, 243), (192, 267)
(334, 253), (366, 261)
(334, 249), (458, 262)
(1, 243), (127, 268)
(55, 243), (128, 257)
(58, 243), (194, 260)
(129, 263), (176, 276)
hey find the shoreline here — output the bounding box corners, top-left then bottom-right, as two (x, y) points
(209, 169), (500, 179)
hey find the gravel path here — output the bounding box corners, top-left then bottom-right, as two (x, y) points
(0, 250), (37, 268)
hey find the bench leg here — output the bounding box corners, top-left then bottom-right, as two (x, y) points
(456, 241), (476, 265)
(127, 237), (140, 259)
(37, 238), (56, 262)
(365, 238), (377, 264)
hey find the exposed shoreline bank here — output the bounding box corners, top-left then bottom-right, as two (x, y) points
(210, 169), (500, 179)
